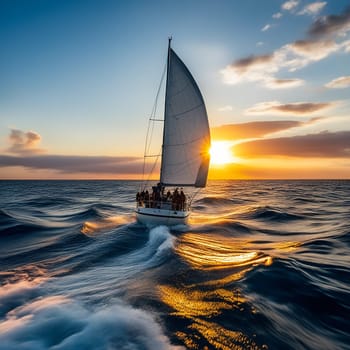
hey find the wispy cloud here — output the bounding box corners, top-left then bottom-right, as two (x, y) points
(234, 130), (350, 158)
(246, 101), (333, 115)
(211, 118), (322, 140)
(298, 2), (327, 16)
(264, 78), (305, 89)
(261, 24), (271, 32)
(308, 6), (350, 37)
(221, 39), (347, 86)
(221, 53), (277, 85)
(288, 38), (338, 59)
(282, 0), (299, 12)
(0, 154), (144, 175)
(1, 129), (148, 177)
(272, 12), (283, 19)
(218, 105), (233, 112)
(227, 54), (275, 74)
(325, 76), (350, 88)
(6, 129), (45, 155)
(221, 7), (350, 88)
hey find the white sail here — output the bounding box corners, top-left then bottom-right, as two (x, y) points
(160, 46), (211, 188)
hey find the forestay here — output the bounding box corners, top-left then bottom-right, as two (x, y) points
(160, 46), (211, 188)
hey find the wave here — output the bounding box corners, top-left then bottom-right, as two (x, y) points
(193, 196), (241, 211)
(242, 260), (347, 349)
(190, 218), (253, 236)
(0, 223), (50, 237)
(335, 230), (350, 246)
(0, 208), (72, 235)
(0, 209), (15, 221)
(0, 294), (178, 350)
(67, 206), (105, 221)
(1, 180), (349, 350)
(81, 215), (132, 236)
(0, 209), (62, 238)
(22, 197), (78, 208)
(241, 206), (304, 222)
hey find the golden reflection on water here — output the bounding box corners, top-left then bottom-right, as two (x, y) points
(160, 285), (236, 318)
(270, 241), (301, 252)
(159, 232), (272, 349)
(179, 318), (261, 350)
(175, 233), (272, 271)
(81, 215), (129, 235)
(160, 284), (262, 350)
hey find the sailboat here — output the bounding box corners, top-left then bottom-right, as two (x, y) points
(135, 38), (211, 226)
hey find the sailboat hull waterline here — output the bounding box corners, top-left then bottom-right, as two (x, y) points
(136, 207), (190, 227)
(135, 39), (210, 227)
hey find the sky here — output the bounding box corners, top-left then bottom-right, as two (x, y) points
(1, 0), (350, 180)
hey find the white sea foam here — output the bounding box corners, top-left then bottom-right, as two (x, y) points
(145, 226), (175, 265)
(0, 268), (182, 350)
(0, 294), (183, 350)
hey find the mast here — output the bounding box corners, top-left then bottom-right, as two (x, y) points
(159, 37), (172, 185)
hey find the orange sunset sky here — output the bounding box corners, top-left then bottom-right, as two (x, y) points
(1, 0), (350, 180)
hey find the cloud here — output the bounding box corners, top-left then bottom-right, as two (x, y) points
(220, 38), (345, 86)
(308, 6), (350, 37)
(264, 78), (305, 89)
(344, 40), (350, 52)
(272, 12), (283, 19)
(221, 7), (350, 88)
(220, 53), (278, 85)
(1, 130), (151, 178)
(298, 2), (327, 16)
(325, 75), (350, 88)
(261, 24), (271, 32)
(7, 129), (44, 155)
(218, 105), (233, 112)
(286, 39), (339, 60)
(211, 118), (322, 140)
(282, 0), (299, 12)
(246, 101), (333, 115)
(234, 130), (350, 158)
(0, 154), (145, 175)
(228, 54), (275, 74)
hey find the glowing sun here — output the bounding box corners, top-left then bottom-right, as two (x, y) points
(209, 141), (236, 165)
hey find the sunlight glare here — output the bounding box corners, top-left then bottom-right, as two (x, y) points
(210, 141), (235, 165)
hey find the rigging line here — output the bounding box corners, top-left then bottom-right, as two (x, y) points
(141, 118), (152, 185)
(141, 61), (167, 187)
(151, 63), (167, 117)
(146, 146), (162, 184)
(145, 62), (167, 157)
(188, 188), (202, 209)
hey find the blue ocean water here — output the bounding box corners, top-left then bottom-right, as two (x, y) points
(0, 180), (349, 350)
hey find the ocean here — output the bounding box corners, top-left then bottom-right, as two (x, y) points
(0, 180), (349, 350)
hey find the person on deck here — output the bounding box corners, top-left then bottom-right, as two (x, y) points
(172, 188), (180, 210)
(144, 190), (150, 208)
(136, 192), (141, 206)
(180, 190), (186, 210)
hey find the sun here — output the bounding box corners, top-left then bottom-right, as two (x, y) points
(209, 141), (236, 165)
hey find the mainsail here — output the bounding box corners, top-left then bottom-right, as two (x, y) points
(160, 42), (211, 187)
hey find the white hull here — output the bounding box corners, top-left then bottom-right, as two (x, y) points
(135, 207), (190, 227)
